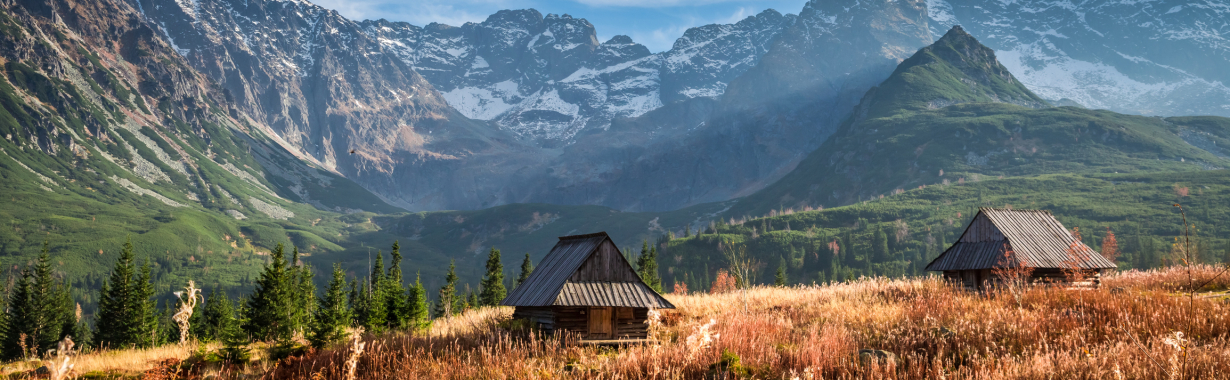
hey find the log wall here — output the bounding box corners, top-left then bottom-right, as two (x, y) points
(514, 306), (650, 339)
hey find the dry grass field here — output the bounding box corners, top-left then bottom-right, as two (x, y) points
(266, 265), (1230, 379)
(8, 265), (1230, 379)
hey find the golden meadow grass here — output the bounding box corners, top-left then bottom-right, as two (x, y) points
(265, 266), (1230, 379)
(9, 266), (1230, 379)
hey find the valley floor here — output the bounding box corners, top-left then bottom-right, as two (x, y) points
(10, 265), (1230, 379)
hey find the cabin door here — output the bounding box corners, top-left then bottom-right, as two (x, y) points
(588, 307), (613, 339)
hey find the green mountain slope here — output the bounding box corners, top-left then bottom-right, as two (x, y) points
(727, 26), (1230, 218)
(0, 0), (416, 305)
(658, 170), (1230, 290)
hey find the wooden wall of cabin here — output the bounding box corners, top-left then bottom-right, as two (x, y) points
(615, 308), (650, 339)
(513, 306), (556, 331)
(526, 306), (650, 339)
(568, 240), (641, 282)
(945, 268), (1105, 290)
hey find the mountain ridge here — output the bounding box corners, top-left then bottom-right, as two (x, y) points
(726, 25), (1230, 217)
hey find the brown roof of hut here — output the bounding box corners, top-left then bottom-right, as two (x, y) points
(925, 208), (1116, 271)
(501, 232), (674, 309)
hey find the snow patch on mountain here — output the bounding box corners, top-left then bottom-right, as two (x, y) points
(1000, 42), (1230, 115)
(442, 81), (520, 120)
(359, 8), (794, 142)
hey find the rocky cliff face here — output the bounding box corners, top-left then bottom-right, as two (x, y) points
(928, 0), (1230, 117)
(134, 0), (908, 212)
(0, 0), (397, 220)
(468, 0), (933, 211)
(361, 9), (795, 143)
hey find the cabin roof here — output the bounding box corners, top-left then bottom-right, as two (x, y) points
(926, 208), (1116, 271)
(501, 232), (674, 309)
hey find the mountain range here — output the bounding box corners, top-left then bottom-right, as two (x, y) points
(2, 0), (1230, 295)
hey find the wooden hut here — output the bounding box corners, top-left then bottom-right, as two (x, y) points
(925, 208), (1116, 289)
(501, 232), (674, 341)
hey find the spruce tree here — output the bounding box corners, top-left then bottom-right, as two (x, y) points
(289, 247), (316, 336)
(636, 243), (662, 292)
(192, 289), (235, 343)
(384, 242), (406, 329)
(360, 251), (388, 333)
(95, 237), (157, 349)
(775, 257), (787, 286)
(873, 229), (890, 262)
(2, 261), (42, 359)
(468, 290), (478, 311)
(434, 261), (458, 317)
(405, 273), (431, 331)
(217, 300), (250, 363)
(309, 264), (352, 348)
(243, 243), (294, 341)
(479, 247), (506, 307)
(516, 253), (533, 288)
(347, 277), (361, 324)
(4, 244), (74, 358)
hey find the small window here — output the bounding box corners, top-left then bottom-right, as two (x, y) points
(617, 307), (633, 319)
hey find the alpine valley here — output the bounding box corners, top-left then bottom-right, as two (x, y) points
(2, 0), (1230, 306)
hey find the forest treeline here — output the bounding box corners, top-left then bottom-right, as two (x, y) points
(0, 236), (666, 361)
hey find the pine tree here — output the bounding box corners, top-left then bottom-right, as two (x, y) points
(192, 289), (234, 343)
(636, 243), (662, 293)
(515, 253), (533, 289)
(289, 247), (316, 336)
(362, 251), (388, 333)
(1, 245), (72, 360)
(405, 273), (431, 331)
(309, 264), (352, 348)
(873, 229), (890, 262)
(217, 300), (250, 363)
(385, 241), (406, 329)
(479, 247), (506, 307)
(243, 243), (294, 342)
(350, 278), (369, 328)
(1, 260), (41, 359)
(434, 261), (458, 317)
(95, 237), (157, 349)
(775, 256), (787, 286)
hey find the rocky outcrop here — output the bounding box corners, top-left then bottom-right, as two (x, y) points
(928, 0), (1230, 117)
(361, 9), (794, 143)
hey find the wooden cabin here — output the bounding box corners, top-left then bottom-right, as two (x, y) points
(925, 208), (1116, 290)
(501, 232), (674, 341)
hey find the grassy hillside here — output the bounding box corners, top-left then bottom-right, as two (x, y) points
(662, 170), (1230, 291)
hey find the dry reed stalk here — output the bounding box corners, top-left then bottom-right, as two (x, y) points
(344, 327), (366, 380)
(172, 280), (203, 345)
(46, 336), (74, 380)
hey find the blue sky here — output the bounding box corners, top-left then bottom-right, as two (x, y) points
(311, 0), (810, 52)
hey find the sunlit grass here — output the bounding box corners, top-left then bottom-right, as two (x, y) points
(7, 266), (1227, 379)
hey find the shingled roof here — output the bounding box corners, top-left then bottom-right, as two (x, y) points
(926, 208), (1117, 271)
(501, 232), (674, 309)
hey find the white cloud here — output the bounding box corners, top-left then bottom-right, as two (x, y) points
(574, 0), (763, 7)
(630, 24), (693, 52)
(626, 6), (762, 52)
(721, 6), (757, 24)
(310, 0), (510, 26)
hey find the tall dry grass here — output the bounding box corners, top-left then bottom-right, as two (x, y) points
(265, 267), (1230, 379)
